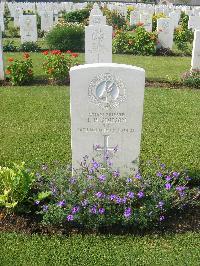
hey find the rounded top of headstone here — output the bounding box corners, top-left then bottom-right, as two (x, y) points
(90, 3), (102, 16)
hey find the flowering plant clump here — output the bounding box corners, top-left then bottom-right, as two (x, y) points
(6, 53), (33, 86)
(42, 50), (79, 84)
(113, 26), (157, 55)
(182, 69), (200, 89)
(33, 157), (198, 230)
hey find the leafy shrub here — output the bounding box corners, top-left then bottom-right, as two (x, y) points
(34, 157), (198, 230)
(174, 13), (193, 55)
(63, 8), (90, 24)
(8, 26), (20, 38)
(0, 162), (35, 209)
(103, 8), (126, 30)
(152, 12), (166, 31)
(42, 50), (79, 84)
(20, 42), (41, 52)
(182, 69), (200, 88)
(127, 6), (135, 21)
(3, 40), (18, 52)
(6, 53), (33, 86)
(113, 27), (157, 55)
(46, 22), (85, 52)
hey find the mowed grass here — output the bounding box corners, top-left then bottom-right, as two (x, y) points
(3, 52), (191, 82)
(0, 86), (199, 178)
(0, 232), (199, 266)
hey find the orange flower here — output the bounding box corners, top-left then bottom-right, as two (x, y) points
(48, 68), (54, 74)
(66, 50), (72, 54)
(71, 53), (79, 58)
(6, 69), (11, 75)
(23, 53), (30, 59)
(51, 50), (61, 55)
(136, 22), (144, 27)
(8, 57), (14, 62)
(42, 50), (49, 55)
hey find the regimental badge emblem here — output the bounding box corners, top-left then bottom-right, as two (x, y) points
(88, 73), (126, 109)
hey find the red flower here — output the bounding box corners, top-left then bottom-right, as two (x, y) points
(42, 50), (49, 55)
(71, 53), (79, 58)
(8, 57), (14, 62)
(51, 50), (61, 55)
(66, 50), (72, 54)
(23, 53), (30, 59)
(6, 69), (11, 75)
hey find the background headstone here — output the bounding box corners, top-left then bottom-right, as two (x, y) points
(157, 18), (174, 49)
(0, 28), (4, 80)
(20, 15), (38, 43)
(191, 30), (200, 70)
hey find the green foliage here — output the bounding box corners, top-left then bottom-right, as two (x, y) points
(152, 12), (166, 31)
(63, 8), (90, 24)
(3, 40), (18, 52)
(103, 8), (126, 30)
(174, 13), (193, 55)
(182, 70), (200, 88)
(8, 26), (20, 38)
(113, 27), (157, 55)
(46, 22), (85, 52)
(42, 50), (79, 84)
(6, 53), (33, 86)
(35, 159), (197, 229)
(19, 42), (41, 52)
(0, 162), (35, 209)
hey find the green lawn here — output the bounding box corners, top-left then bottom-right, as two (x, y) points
(3, 52), (191, 83)
(0, 86), (199, 179)
(0, 232), (199, 266)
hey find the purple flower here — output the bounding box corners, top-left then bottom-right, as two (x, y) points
(42, 205), (48, 212)
(185, 176), (191, 181)
(127, 191), (134, 199)
(90, 206), (97, 214)
(137, 191), (144, 198)
(165, 183), (171, 190)
(158, 201), (164, 209)
(57, 200), (65, 207)
(165, 175), (171, 182)
(34, 200), (40, 205)
(110, 194), (117, 201)
(122, 197), (127, 204)
(124, 207), (132, 219)
(71, 206), (80, 214)
(70, 177), (77, 184)
(156, 171), (162, 177)
(135, 172), (142, 179)
(67, 214), (74, 221)
(160, 163), (166, 169)
(160, 215), (165, 221)
(116, 196), (122, 204)
(92, 160), (100, 169)
(95, 191), (104, 198)
(113, 170), (120, 177)
(126, 178), (132, 183)
(176, 186), (186, 192)
(98, 174), (106, 182)
(81, 199), (88, 207)
(99, 208), (105, 214)
(87, 175), (93, 180)
(173, 172), (180, 178)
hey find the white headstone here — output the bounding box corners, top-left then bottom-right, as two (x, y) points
(0, 28), (4, 80)
(130, 10), (140, 26)
(191, 30), (200, 70)
(70, 63), (145, 174)
(157, 18), (174, 49)
(0, 12), (4, 32)
(85, 4), (112, 64)
(41, 11), (54, 32)
(140, 13), (152, 32)
(188, 16), (200, 31)
(19, 15), (38, 43)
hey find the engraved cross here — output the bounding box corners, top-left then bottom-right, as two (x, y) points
(93, 135), (117, 164)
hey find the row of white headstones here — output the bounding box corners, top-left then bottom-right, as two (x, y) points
(71, 4), (200, 174)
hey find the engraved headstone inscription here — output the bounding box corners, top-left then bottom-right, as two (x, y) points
(70, 63), (145, 174)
